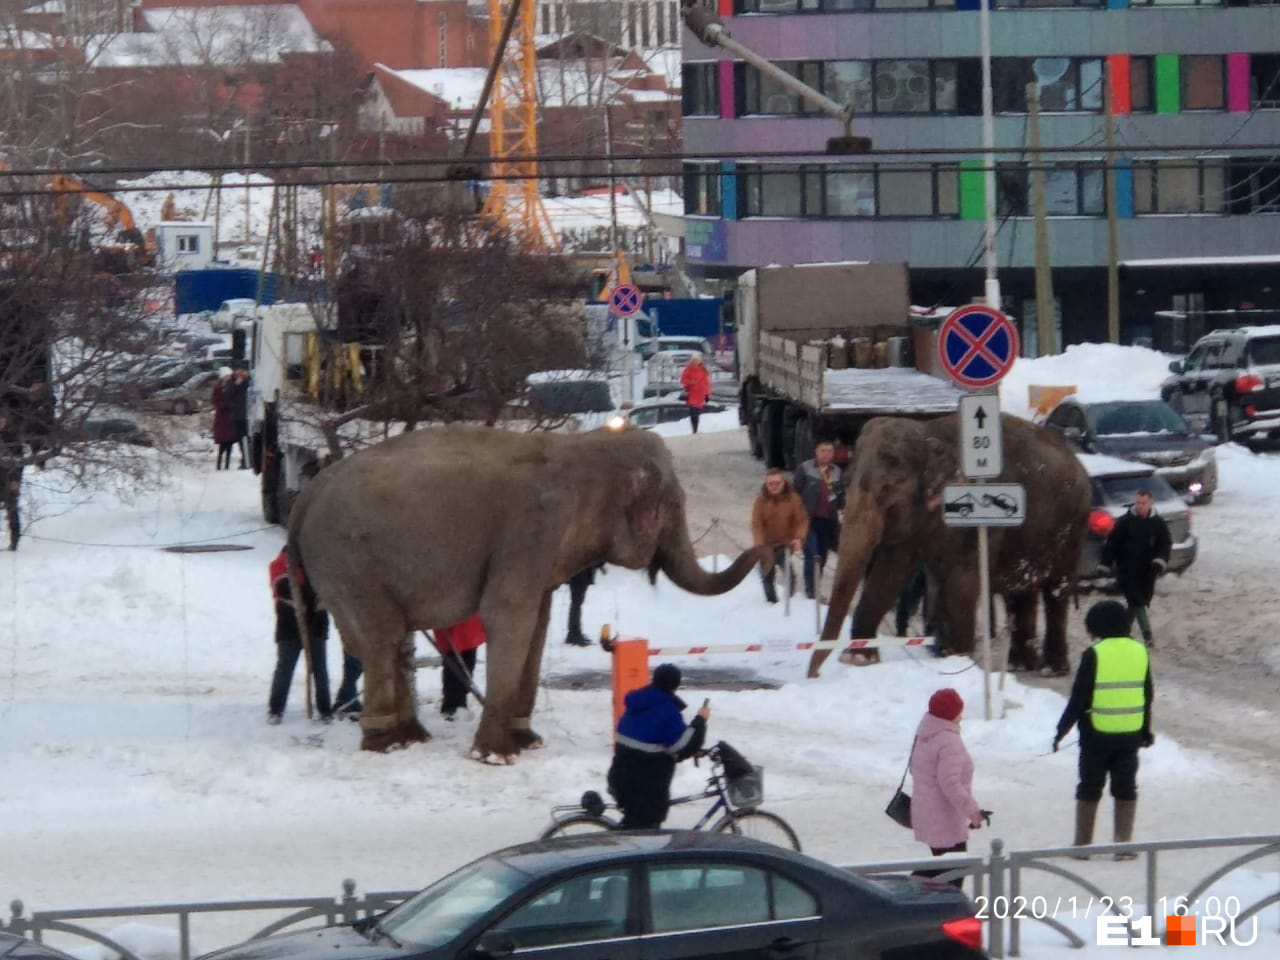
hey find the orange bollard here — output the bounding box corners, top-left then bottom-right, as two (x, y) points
(610, 637), (650, 737)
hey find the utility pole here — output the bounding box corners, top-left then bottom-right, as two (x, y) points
(643, 113), (655, 265)
(243, 116), (252, 246)
(605, 104), (634, 406)
(1027, 82), (1055, 356)
(1105, 60), (1121, 344)
(979, 0), (1000, 310)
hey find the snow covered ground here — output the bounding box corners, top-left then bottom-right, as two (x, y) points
(4, 344), (1279, 959)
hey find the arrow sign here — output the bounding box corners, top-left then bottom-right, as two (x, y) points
(959, 393), (1002, 478)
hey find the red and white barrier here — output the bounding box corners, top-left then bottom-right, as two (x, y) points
(642, 636), (935, 656)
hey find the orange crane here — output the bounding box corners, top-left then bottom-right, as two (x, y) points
(48, 174), (156, 268)
(476, 0), (557, 252)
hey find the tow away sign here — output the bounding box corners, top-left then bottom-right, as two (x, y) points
(941, 483), (1026, 527)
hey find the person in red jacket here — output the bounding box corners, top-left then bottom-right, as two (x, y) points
(679, 355), (712, 434)
(434, 614), (487, 719)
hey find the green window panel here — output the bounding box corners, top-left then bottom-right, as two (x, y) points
(1155, 54), (1180, 115)
(960, 160), (986, 221)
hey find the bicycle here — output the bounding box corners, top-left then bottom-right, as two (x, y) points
(540, 741), (802, 851)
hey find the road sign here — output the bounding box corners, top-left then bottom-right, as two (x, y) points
(937, 304), (1020, 388)
(959, 392), (1003, 478)
(941, 482), (1026, 527)
(609, 282), (643, 318)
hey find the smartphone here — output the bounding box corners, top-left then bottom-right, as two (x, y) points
(702, 698), (711, 709)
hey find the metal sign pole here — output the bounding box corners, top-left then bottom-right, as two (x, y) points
(978, 524), (992, 721)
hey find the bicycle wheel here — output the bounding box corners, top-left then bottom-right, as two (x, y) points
(713, 810), (801, 852)
(540, 814), (616, 840)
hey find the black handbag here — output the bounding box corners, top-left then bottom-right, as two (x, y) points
(885, 737), (916, 829)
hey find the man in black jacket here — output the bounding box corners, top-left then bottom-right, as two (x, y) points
(1102, 489), (1171, 647)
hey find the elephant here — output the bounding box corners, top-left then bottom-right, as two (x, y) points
(806, 414), (1090, 678)
(287, 425), (756, 761)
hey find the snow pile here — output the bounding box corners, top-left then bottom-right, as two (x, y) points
(999, 343), (1176, 420)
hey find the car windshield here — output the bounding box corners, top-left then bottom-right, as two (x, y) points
(1090, 401), (1188, 436)
(1246, 336), (1280, 367)
(375, 858), (527, 949)
(527, 380), (614, 414)
(1097, 473), (1178, 507)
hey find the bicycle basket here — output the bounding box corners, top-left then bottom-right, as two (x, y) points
(726, 765), (764, 809)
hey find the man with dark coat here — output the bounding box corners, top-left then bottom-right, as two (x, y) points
(1054, 600), (1154, 861)
(607, 663), (710, 828)
(1101, 489), (1171, 647)
(227, 366), (251, 469)
(268, 546), (334, 722)
(565, 564), (605, 647)
(793, 440), (844, 600)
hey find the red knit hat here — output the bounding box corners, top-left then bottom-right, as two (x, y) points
(928, 688), (965, 722)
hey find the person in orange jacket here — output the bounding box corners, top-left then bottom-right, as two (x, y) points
(679, 355), (712, 434)
(434, 614), (487, 720)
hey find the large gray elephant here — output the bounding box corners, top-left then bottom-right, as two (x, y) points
(288, 426), (755, 761)
(807, 414), (1090, 677)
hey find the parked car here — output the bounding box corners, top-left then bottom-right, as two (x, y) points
(195, 833), (987, 960)
(1160, 326), (1280, 445)
(622, 394), (727, 429)
(1076, 453), (1197, 588)
(635, 335), (716, 363)
(144, 369), (220, 415)
(507, 371), (625, 432)
(1044, 396), (1218, 504)
(75, 418), (153, 447)
(1, 932), (79, 960)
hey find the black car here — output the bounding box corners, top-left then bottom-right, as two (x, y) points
(1044, 397), (1218, 504)
(623, 396), (727, 429)
(1, 933), (79, 960)
(199, 833), (986, 960)
(1160, 327), (1280, 445)
(76, 418), (153, 447)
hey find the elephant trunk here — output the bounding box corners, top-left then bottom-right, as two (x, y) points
(820, 503), (884, 640)
(652, 505), (755, 595)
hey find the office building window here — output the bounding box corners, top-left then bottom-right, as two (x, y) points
(683, 164), (723, 216)
(1133, 160), (1226, 214)
(736, 0), (952, 8)
(683, 63), (719, 116)
(734, 163), (961, 218)
(1182, 56), (1225, 110)
(993, 57), (1104, 112)
(1227, 159), (1280, 213)
(994, 163), (1104, 216)
(739, 62), (823, 114)
(1251, 55), (1280, 108)
(1130, 56), (1154, 112)
(1132, 0), (1221, 6)
(824, 61), (873, 115)
(826, 167), (876, 216)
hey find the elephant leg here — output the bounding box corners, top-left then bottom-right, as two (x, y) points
(938, 566), (980, 655)
(393, 631), (429, 742)
(510, 589), (553, 751)
(809, 510), (884, 677)
(850, 544), (918, 639)
(1004, 593), (1041, 672)
(332, 602), (429, 753)
(1041, 584), (1072, 675)
(473, 599), (542, 763)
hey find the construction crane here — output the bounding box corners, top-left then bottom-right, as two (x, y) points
(476, 0), (557, 252)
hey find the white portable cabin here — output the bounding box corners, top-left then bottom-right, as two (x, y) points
(154, 222), (215, 272)
(248, 303), (332, 427)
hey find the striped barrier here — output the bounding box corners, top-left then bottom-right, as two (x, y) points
(643, 636), (935, 656)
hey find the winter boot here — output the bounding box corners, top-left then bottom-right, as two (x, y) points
(1113, 800), (1138, 860)
(1072, 800), (1099, 859)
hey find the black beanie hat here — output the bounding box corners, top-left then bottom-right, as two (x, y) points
(1085, 600), (1131, 639)
(652, 663), (682, 693)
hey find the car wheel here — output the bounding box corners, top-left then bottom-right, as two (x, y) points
(1194, 492), (1214, 505)
(1212, 396), (1232, 444)
(792, 416), (814, 474)
(760, 404), (783, 470)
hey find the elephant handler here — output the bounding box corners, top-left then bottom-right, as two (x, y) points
(434, 614), (487, 721)
(1101, 488), (1171, 648)
(750, 468), (808, 604)
(267, 546), (334, 723)
(1053, 600), (1155, 861)
(793, 440), (845, 601)
(608, 663), (710, 828)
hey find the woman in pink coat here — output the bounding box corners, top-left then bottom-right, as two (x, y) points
(910, 688), (985, 884)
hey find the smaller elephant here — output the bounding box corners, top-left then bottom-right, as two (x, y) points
(808, 414), (1091, 677)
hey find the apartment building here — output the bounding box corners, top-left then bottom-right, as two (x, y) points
(680, 2), (1280, 348)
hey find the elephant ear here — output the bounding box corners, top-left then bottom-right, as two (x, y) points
(626, 461), (665, 540)
(922, 436), (959, 510)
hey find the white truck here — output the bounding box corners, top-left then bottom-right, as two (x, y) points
(737, 262), (963, 469)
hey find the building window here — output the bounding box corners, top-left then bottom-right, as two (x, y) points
(1226, 158), (1280, 213)
(1130, 56), (1154, 112)
(1133, 160), (1227, 214)
(825, 167), (876, 216)
(683, 63), (719, 116)
(737, 59), (962, 116)
(1250, 55), (1280, 108)
(993, 163), (1105, 216)
(735, 0), (953, 9)
(878, 168), (935, 216)
(824, 61), (873, 115)
(740, 62), (824, 115)
(177, 234), (200, 254)
(1182, 56), (1225, 110)
(874, 60), (932, 113)
(993, 58), (1104, 112)
(1132, 0), (1221, 6)
(995, 0), (1102, 6)
(735, 163), (961, 219)
(683, 163), (723, 216)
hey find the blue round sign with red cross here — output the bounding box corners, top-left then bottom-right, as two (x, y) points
(937, 304), (1020, 388)
(609, 282), (643, 318)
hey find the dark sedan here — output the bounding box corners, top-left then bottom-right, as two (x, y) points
(199, 833), (986, 960)
(1044, 397), (1218, 504)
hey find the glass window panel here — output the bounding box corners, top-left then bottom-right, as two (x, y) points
(1130, 57), (1153, 112)
(498, 870), (630, 948)
(773, 876), (818, 920)
(997, 164), (1029, 216)
(826, 168), (875, 216)
(741, 167), (762, 216)
(934, 61), (958, 112)
(761, 166), (803, 216)
(875, 59), (932, 113)
(1133, 164), (1154, 213)
(1202, 162), (1225, 212)
(1183, 56), (1224, 110)
(875, 0), (930, 7)
(648, 866), (770, 932)
(824, 0), (873, 8)
(804, 168), (824, 216)
(1252, 56), (1280, 108)
(1080, 165), (1105, 214)
(879, 169), (934, 216)
(936, 166), (960, 215)
(1044, 168), (1080, 215)
(993, 59), (1031, 112)
(1079, 59), (1103, 110)
(1157, 163), (1200, 213)
(825, 61), (872, 115)
(1032, 57), (1076, 111)
(757, 0), (798, 10)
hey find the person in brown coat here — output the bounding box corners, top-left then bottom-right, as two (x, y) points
(750, 468), (809, 604)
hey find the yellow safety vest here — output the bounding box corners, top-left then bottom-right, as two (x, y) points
(1090, 637), (1149, 734)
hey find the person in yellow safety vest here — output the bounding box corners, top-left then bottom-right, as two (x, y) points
(1053, 600), (1154, 861)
